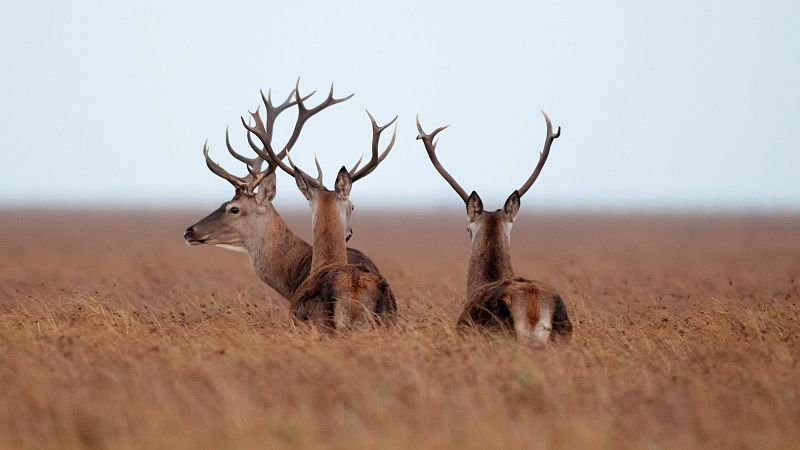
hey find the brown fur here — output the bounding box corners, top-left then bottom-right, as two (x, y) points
(287, 246), (386, 297)
(293, 189), (396, 330)
(524, 289), (542, 327)
(460, 277), (572, 341)
(460, 211), (573, 342)
(290, 263), (396, 330)
(467, 213), (514, 294)
(309, 195), (349, 271)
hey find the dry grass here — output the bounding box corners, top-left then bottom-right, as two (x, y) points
(1, 210), (799, 449)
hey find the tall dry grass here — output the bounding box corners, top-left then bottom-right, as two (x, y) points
(1, 211), (798, 449)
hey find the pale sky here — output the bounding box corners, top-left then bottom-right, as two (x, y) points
(1, 1), (798, 210)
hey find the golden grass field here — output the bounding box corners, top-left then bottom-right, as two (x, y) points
(1, 210), (799, 449)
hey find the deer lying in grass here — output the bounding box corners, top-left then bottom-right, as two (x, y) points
(416, 112), (572, 346)
(184, 86), (393, 306)
(252, 88), (397, 330)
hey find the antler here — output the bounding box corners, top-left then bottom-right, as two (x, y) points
(415, 115), (468, 202)
(238, 88), (316, 174)
(348, 111), (397, 182)
(226, 127), (263, 175)
(203, 141), (246, 188)
(204, 86), (314, 194)
(261, 88), (315, 141)
(204, 140), (273, 195)
(243, 80), (353, 188)
(517, 111), (561, 197)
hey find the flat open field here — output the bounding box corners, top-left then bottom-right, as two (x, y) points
(1, 210), (799, 449)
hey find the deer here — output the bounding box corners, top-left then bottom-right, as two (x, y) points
(415, 112), (572, 347)
(250, 86), (397, 330)
(184, 85), (395, 309)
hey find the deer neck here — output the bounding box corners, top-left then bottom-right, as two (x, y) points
(310, 198), (348, 271)
(467, 217), (515, 296)
(244, 207), (311, 299)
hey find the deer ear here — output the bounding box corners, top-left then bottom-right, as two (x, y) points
(255, 172), (276, 204)
(295, 172), (315, 201)
(334, 166), (352, 197)
(466, 191), (483, 220)
(504, 190), (520, 222)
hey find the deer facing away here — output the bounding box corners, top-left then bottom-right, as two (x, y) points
(416, 112), (572, 347)
(184, 86), (393, 306)
(254, 89), (398, 330)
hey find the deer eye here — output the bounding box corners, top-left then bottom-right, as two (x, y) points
(229, 207), (240, 214)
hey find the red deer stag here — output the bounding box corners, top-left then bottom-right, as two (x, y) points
(415, 112), (572, 346)
(251, 87), (397, 330)
(184, 86), (393, 306)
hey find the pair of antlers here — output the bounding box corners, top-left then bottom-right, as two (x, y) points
(204, 81), (397, 194)
(416, 111), (561, 202)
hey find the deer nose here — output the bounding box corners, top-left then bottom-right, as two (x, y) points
(184, 227), (194, 240)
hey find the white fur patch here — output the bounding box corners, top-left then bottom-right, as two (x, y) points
(511, 296), (552, 349)
(214, 244), (248, 254)
(531, 303), (553, 345)
(503, 222), (513, 243)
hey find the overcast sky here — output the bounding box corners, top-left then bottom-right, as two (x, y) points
(1, 1), (798, 210)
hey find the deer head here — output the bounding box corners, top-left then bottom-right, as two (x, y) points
(184, 86), (344, 251)
(182, 147), (276, 251)
(416, 111), (561, 254)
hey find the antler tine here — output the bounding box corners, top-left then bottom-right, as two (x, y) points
(516, 111), (561, 198)
(285, 148), (324, 187)
(225, 127), (263, 174)
(350, 111), (398, 182)
(203, 141), (247, 190)
(358, 122), (396, 179)
(348, 154), (364, 176)
(294, 80), (354, 114)
(415, 114), (467, 202)
(245, 120), (265, 157)
(314, 154), (324, 185)
(239, 108), (272, 161)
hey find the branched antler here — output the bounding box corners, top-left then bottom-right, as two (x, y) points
(416, 111), (561, 202)
(415, 115), (466, 202)
(348, 111), (397, 182)
(204, 141), (247, 190)
(226, 127), (262, 175)
(259, 88), (316, 143)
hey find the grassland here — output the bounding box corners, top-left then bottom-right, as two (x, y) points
(1, 210), (798, 449)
